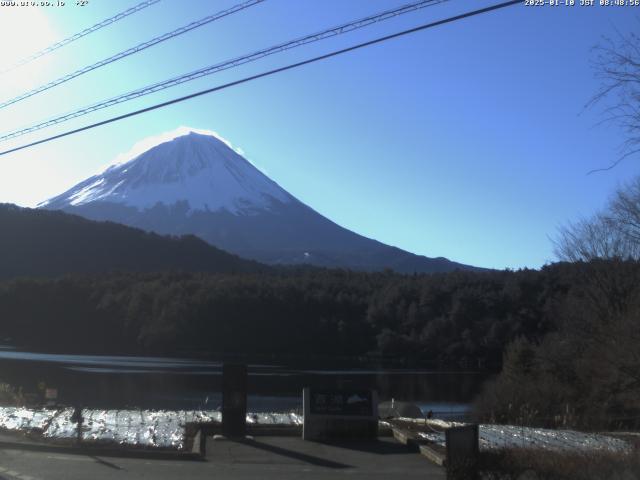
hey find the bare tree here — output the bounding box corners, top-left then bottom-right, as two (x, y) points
(554, 178), (640, 261)
(588, 26), (640, 173)
(610, 175), (640, 241)
(555, 214), (628, 261)
(557, 27), (640, 259)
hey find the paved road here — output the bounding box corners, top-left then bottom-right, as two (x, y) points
(0, 435), (445, 480)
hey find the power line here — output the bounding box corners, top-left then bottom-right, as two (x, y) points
(0, 0), (265, 110)
(0, 0), (447, 143)
(0, 0), (162, 75)
(0, 0), (522, 158)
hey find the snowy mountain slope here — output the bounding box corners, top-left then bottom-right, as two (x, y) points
(44, 130), (292, 214)
(41, 128), (478, 273)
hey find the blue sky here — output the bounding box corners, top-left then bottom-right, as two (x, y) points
(0, 0), (637, 270)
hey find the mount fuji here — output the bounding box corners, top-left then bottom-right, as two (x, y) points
(41, 128), (476, 273)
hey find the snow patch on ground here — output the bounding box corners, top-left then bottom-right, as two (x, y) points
(0, 406), (302, 450)
(418, 424), (631, 453)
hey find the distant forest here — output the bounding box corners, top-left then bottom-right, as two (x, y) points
(1, 260), (632, 371)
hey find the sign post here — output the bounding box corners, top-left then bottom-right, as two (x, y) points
(44, 388), (58, 407)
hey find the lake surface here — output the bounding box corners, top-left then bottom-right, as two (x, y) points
(0, 348), (489, 419)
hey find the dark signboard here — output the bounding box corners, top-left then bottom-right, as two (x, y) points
(308, 389), (374, 417)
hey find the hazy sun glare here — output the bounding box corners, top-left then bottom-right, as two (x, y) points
(0, 9), (61, 207)
(0, 8), (58, 95)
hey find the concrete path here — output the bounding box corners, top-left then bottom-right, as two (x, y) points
(0, 434), (444, 479)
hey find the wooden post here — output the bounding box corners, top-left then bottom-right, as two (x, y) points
(222, 363), (247, 438)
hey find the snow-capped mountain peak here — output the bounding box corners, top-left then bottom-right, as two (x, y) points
(40, 127), (477, 273)
(41, 128), (292, 214)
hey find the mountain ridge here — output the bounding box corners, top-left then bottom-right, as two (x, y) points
(0, 203), (264, 279)
(41, 128), (480, 274)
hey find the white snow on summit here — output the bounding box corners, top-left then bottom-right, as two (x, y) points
(41, 128), (293, 214)
(107, 126), (249, 169)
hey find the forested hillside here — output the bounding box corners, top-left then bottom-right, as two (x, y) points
(474, 259), (640, 430)
(2, 261), (629, 369)
(0, 204), (264, 279)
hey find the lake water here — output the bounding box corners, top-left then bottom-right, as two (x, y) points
(0, 348), (489, 420)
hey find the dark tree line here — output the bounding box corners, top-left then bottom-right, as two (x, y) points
(474, 259), (640, 430)
(1, 260), (629, 371)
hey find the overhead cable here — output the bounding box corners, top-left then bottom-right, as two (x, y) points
(0, 0), (447, 142)
(0, 0), (523, 157)
(0, 0), (265, 110)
